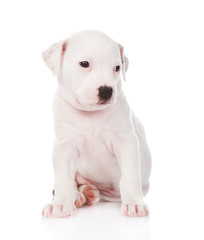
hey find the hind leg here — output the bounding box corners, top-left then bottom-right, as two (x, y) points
(78, 184), (100, 206)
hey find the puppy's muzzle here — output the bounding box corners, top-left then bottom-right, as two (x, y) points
(98, 86), (113, 104)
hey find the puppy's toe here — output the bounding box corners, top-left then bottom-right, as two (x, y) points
(75, 191), (86, 208)
(137, 204), (149, 217)
(42, 203), (76, 218)
(121, 203), (149, 217)
(42, 204), (53, 218)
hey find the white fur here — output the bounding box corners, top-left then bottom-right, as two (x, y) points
(42, 30), (151, 218)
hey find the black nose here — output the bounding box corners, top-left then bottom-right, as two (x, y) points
(98, 86), (113, 102)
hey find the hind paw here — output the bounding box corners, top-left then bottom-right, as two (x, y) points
(78, 184), (100, 206)
(75, 191), (86, 207)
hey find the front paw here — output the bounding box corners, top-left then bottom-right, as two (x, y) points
(121, 203), (149, 217)
(42, 203), (76, 218)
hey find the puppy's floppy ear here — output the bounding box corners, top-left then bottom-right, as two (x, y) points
(119, 44), (129, 81)
(42, 40), (68, 75)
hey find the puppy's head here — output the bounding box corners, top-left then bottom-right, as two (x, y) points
(42, 30), (129, 111)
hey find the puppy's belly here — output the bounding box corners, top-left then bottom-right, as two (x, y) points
(76, 136), (121, 198)
(76, 172), (121, 198)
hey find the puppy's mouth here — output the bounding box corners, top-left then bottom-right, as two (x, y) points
(97, 98), (112, 105)
(76, 95), (113, 110)
(90, 98), (113, 106)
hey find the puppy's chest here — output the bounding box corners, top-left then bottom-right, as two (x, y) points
(78, 132), (113, 158)
(76, 132), (119, 182)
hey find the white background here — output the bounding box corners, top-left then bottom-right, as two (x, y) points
(0, 0), (204, 239)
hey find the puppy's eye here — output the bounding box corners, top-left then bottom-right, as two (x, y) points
(114, 65), (120, 72)
(79, 61), (90, 68)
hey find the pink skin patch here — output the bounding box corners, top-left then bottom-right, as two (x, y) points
(83, 186), (96, 206)
(62, 42), (67, 57)
(98, 187), (120, 198)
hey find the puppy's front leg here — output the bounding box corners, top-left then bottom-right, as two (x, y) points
(113, 134), (149, 217)
(42, 141), (77, 218)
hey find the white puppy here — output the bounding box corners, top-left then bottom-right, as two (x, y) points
(42, 30), (151, 218)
